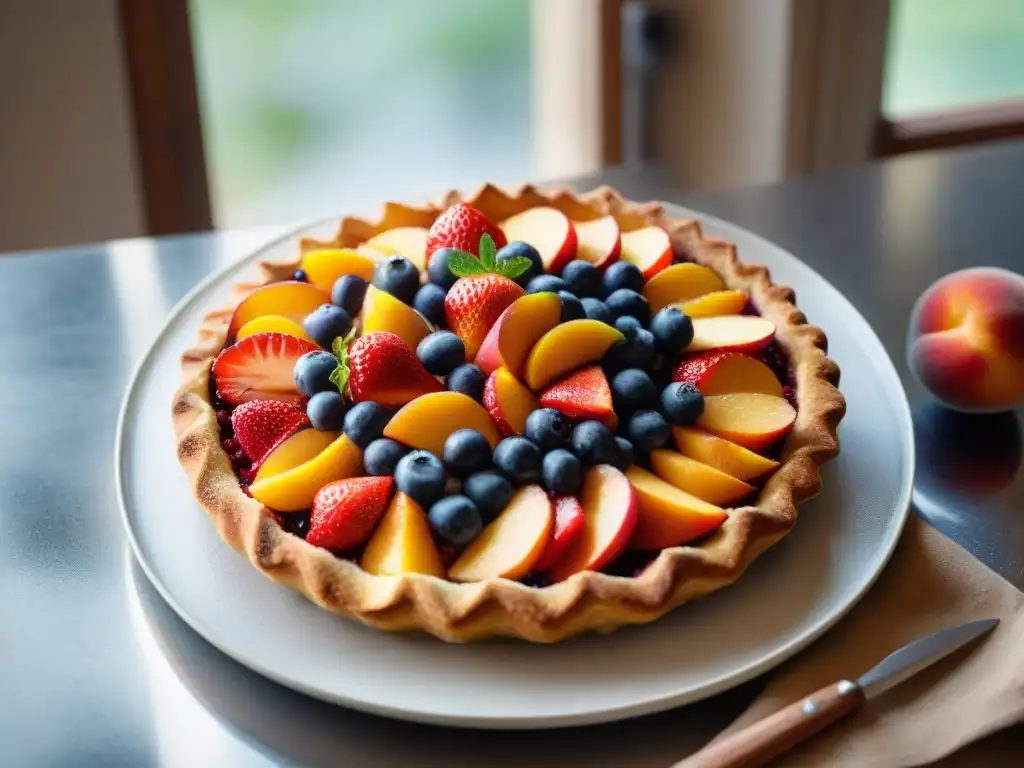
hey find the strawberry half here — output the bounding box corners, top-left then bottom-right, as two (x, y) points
(534, 495), (586, 573)
(230, 400), (310, 466)
(212, 332), (318, 406)
(344, 331), (442, 408)
(308, 477), (394, 552)
(442, 234), (529, 359)
(540, 365), (616, 427)
(426, 202), (506, 258)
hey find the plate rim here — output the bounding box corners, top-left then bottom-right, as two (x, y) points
(115, 201), (914, 729)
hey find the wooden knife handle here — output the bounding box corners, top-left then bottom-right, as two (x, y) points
(673, 681), (866, 768)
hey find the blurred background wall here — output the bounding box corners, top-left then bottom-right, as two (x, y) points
(1, 0), (1022, 251)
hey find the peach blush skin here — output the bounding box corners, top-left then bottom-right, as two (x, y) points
(907, 267), (1024, 412)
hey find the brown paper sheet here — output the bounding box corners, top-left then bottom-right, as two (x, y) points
(710, 514), (1024, 766)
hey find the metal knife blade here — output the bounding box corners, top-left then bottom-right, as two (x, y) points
(857, 618), (999, 699)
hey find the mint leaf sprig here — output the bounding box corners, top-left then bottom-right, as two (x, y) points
(447, 234), (532, 280)
(329, 328), (356, 393)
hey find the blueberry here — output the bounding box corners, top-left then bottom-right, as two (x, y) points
(614, 315), (643, 335)
(394, 450), (448, 507)
(613, 436), (635, 470)
(413, 283), (447, 327)
(611, 368), (657, 414)
(561, 260), (601, 297)
(526, 274), (568, 295)
(279, 509), (311, 538)
(603, 261), (644, 295)
(462, 470), (515, 523)
(331, 274), (368, 316)
(294, 350), (338, 396)
(628, 410), (670, 453)
(292, 268), (309, 283)
(427, 495), (484, 548)
(493, 436), (543, 485)
(571, 420), (618, 466)
(360, 438), (408, 476)
(372, 256), (420, 305)
(559, 291), (586, 322)
(342, 401), (391, 448)
(417, 331), (465, 376)
(661, 382), (704, 425)
(523, 408), (573, 452)
(542, 449), (583, 495)
(306, 391), (349, 431)
(603, 327), (656, 371)
(497, 241), (544, 286)
(443, 428), (492, 475)
(581, 297), (613, 324)
(650, 307), (694, 354)
(427, 248), (460, 290)
(446, 363), (486, 402)
(303, 304), (353, 349)
(605, 289), (650, 325)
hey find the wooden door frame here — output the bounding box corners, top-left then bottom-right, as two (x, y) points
(118, 0), (212, 235)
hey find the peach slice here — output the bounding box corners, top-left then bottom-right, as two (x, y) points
(236, 315), (314, 343)
(688, 316), (776, 353)
(499, 207), (578, 274)
(549, 464), (638, 581)
(621, 226), (674, 280)
(643, 263), (724, 315)
(227, 281), (330, 338)
(474, 292), (561, 377)
(448, 485), (554, 582)
(360, 492), (445, 578)
(255, 428), (338, 480)
(364, 227), (429, 271)
(673, 351), (783, 397)
(649, 449), (755, 506)
(359, 285), (433, 349)
(383, 391), (501, 456)
(696, 393), (796, 451)
(484, 367), (539, 437)
(523, 319), (625, 391)
(250, 433), (363, 512)
(674, 289), (749, 318)
(672, 426), (779, 481)
(300, 249), (377, 292)
(626, 466), (728, 550)
(574, 215), (621, 270)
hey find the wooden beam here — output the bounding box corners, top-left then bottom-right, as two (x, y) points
(118, 0), (212, 234)
(875, 98), (1024, 156)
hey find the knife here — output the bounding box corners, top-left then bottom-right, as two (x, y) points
(675, 618), (999, 768)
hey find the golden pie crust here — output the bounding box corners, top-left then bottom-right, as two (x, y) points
(172, 184), (845, 643)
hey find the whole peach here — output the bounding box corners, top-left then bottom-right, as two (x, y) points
(907, 267), (1024, 412)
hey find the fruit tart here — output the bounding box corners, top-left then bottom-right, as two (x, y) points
(173, 184), (845, 643)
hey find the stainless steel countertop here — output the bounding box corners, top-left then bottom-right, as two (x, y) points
(3, 147), (1023, 766)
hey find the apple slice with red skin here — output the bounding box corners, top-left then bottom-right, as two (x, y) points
(574, 215), (621, 270)
(448, 485), (554, 582)
(500, 207), (578, 274)
(533, 495), (586, 573)
(673, 350), (783, 397)
(621, 226), (673, 279)
(549, 465), (638, 581)
(687, 316), (776, 353)
(483, 367), (539, 437)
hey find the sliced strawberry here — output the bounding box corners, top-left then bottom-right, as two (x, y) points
(212, 332), (318, 406)
(308, 476), (394, 551)
(534, 495), (586, 573)
(426, 202), (506, 258)
(230, 400), (310, 465)
(346, 331), (442, 408)
(539, 365), (615, 423)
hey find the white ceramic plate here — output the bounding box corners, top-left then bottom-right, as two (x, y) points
(117, 203), (913, 729)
